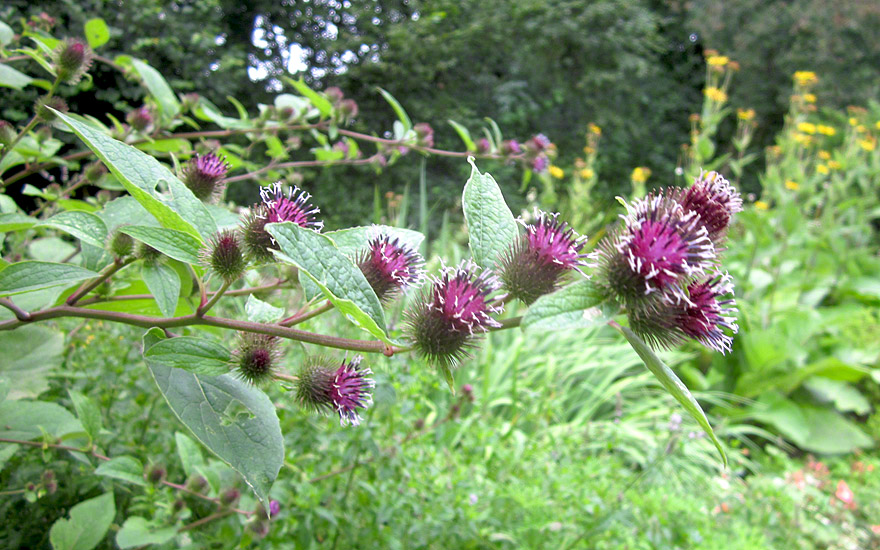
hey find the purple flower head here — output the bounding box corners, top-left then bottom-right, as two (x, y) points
(531, 133), (552, 151)
(127, 106), (153, 132)
(356, 234), (424, 302)
(405, 260), (503, 368)
(476, 138), (491, 154)
(531, 154), (550, 173)
(338, 99), (359, 122)
(676, 272), (738, 353)
(233, 333), (281, 386)
(592, 194), (715, 305)
(181, 153), (228, 201)
(260, 182), (324, 231)
(269, 500), (281, 518)
(53, 39), (93, 84)
(295, 356), (374, 426)
(673, 171), (742, 244)
(413, 122), (435, 148)
(202, 230), (247, 283)
(500, 211), (588, 304)
(501, 139), (522, 155)
(324, 86), (345, 104)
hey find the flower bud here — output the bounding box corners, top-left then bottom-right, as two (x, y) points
(501, 139), (521, 155)
(528, 133), (551, 152)
(499, 211), (588, 304)
(53, 39), (93, 84)
(233, 333), (280, 386)
(404, 260), (503, 369)
(413, 122), (434, 148)
(202, 230), (247, 283)
(324, 86), (344, 104)
(338, 99), (358, 121)
(185, 475), (209, 493)
(146, 464), (166, 484)
(34, 96), (68, 122)
(172, 499), (186, 513)
(269, 500), (281, 517)
(356, 234), (424, 302)
(180, 93), (200, 112)
(181, 153), (228, 201)
(295, 356), (374, 426)
(83, 162), (107, 183)
(531, 154), (549, 173)
(127, 106), (153, 132)
(108, 229), (134, 259)
(0, 120), (16, 147)
(246, 519), (270, 539)
(475, 138), (491, 154)
(135, 241), (163, 265)
(219, 487), (241, 507)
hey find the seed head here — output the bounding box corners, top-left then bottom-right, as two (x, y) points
(356, 234), (424, 302)
(404, 260), (503, 368)
(295, 356), (374, 426)
(202, 230), (248, 283)
(53, 39), (93, 84)
(500, 211), (588, 304)
(233, 333), (281, 386)
(181, 153), (228, 201)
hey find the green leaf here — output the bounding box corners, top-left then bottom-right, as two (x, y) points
(448, 119), (476, 152)
(245, 295), (285, 324)
(51, 110), (213, 241)
(130, 59), (180, 117)
(0, 400), (82, 440)
(83, 18), (110, 49)
(803, 377), (871, 415)
(94, 456), (146, 486)
(116, 517), (177, 548)
(49, 492), (115, 550)
(797, 405), (873, 454)
(748, 392), (810, 444)
(286, 77), (332, 117)
(67, 390), (102, 442)
(521, 279), (617, 331)
(141, 263), (180, 318)
(0, 213), (36, 232)
(376, 87), (412, 131)
(0, 63), (34, 90)
(0, 326), (64, 400)
(145, 336), (231, 376)
(0, 261), (97, 296)
(175, 432), (205, 476)
(325, 225), (425, 258)
(119, 225), (202, 264)
(266, 222), (389, 342)
(135, 138), (192, 154)
(36, 211), (108, 248)
(0, 22), (14, 46)
(144, 331), (283, 505)
(461, 158), (518, 270)
(617, 324), (727, 466)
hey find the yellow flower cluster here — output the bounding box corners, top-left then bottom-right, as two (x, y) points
(860, 139), (876, 152)
(704, 87), (728, 103)
(548, 165), (565, 179)
(828, 160), (842, 170)
(803, 93), (817, 103)
(817, 164), (830, 175)
(793, 133), (812, 146)
(797, 122), (817, 134)
(580, 168), (594, 180)
(737, 108), (756, 121)
(875, 121), (880, 131)
(785, 180), (800, 190)
(817, 125), (835, 136)
(631, 167), (651, 183)
(849, 117), (859, 126)
(818, 150), (831, 160)
(793, 71), (818, 86)
(588, 123), (602, 136)
(707, 55), (729, 67)
(754, 200), (770, 210)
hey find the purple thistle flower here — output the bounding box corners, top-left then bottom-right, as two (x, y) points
(592, 194), (715, 305)
(531, 154), (550, 173)
(127, 106), (153, 132)
(201, 230), (247, 283)
(531, 133), (552, 151)
(676, 272), (738, 353)
(295, 356), (374, 426)
(405, 260), (503, 368)
(501, 139), (521, 155)
(500, 211), (588, 304)
(233, 333), (281, 386)
(53, 39), (93, 84)
(673, 171), (742, 244)
(356, 234), (424, 302)
(181, 153), (228, 201)
(413, 123), (435, 148)
(476, 137), (491, 154)
(269, 500), (281, 518)
(260, 182), (324, 231)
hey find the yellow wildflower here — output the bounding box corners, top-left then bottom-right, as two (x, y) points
(588, 123), (602, 136)
(768, 145), (782, 157)
(583, 146), (595, 154)
(816, 164), (830, 175)
(704, 87), (727, 103)
(754, 201), (770, 210)
(828, 160), (842, 170)
(548, 165), (565, 179)
(631, 167), (651, 183)
(580, 168), (595, 180)
(803, 93), (817, 103)
(859, 139), (876, 152)
(793, 71), (818, 86)
(793, 133), (812, 146)
(818, 150), (831, 160)
(856, 125), (867, 134)
(875, 121), (880, 131)
(849, 117), (858, 126)
(797, 122), (817, 134)
(707, 55), (729, 67)
(737, 108), (756, 121)
(816, 125), (836, 136)
(785, 180), (800, 191)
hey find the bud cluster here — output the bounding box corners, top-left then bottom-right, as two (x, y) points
(591, 171), (742, 353)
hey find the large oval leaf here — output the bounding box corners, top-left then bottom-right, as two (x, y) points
(462, 158), (518, 270)
(119, 225), (202, 264)
(521, 279), (617, 331)
(266, 222), (389, 342)
(145, 336), (231, 376)
(36, 211), (108, 248)
(0, 261), (97, 296)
